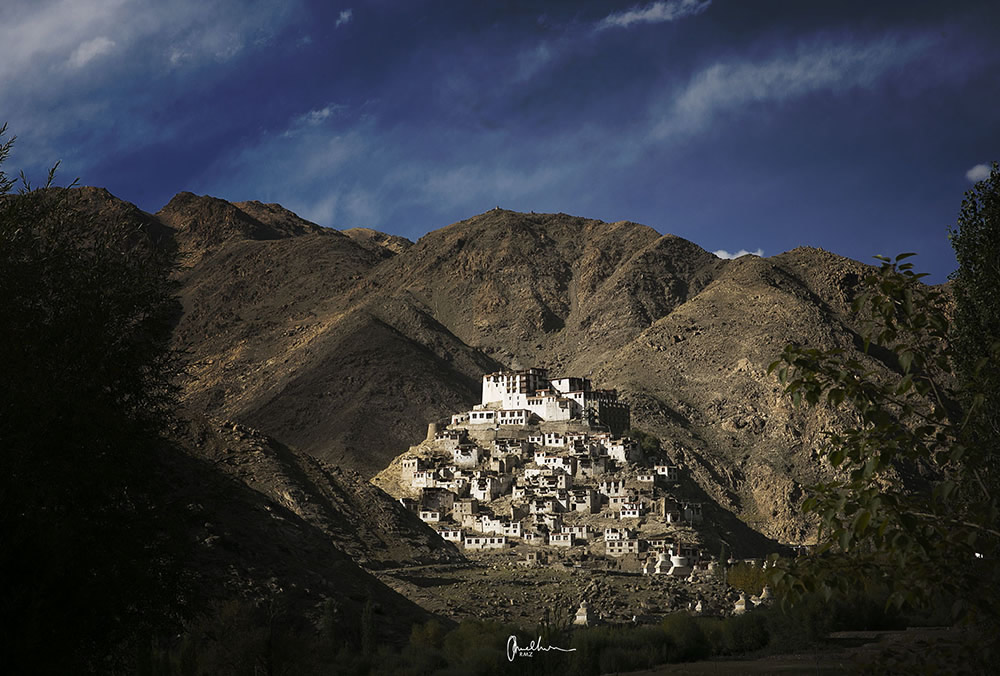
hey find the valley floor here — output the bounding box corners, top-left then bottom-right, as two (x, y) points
(375, 552), (730, 628)
(624, 627), (964, 675)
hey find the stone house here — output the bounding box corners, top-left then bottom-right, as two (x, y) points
(497, 409), (531, 426)
(605, 437), (640, 464)
(453, 498), (478, 518)
(400, 455), (423, 482)
(412, 469), (438, 489)
(604, 527), (636, 541)
(465, 535), (507, 550)
(599, 479), (627, 497)
(682, 502), (704, 524)
(608, 494), (633, 511)
(562, 525), (592, 540)
(438, 528), (463, 542)
(654, 464), (679, 481)
(421, 487), (456, 514)
(453, 445), (481, 468)
(522, 531), (546, 545)
(502, 521), (522, 538)
(569, 488), (599, 513)
(576, 456), (608, 479)
(550, 532), (575, 547)
(470, 476), (501, 501)
(511, 484), (533, 501)
(466, 409), (497, 426)
(606, 538), (641, 557)
(535, 513), (562, 531)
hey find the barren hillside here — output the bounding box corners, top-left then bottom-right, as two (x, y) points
(62, 188), (905, 541)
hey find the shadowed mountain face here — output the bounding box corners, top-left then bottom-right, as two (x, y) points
(73, 188), (895, 541)
(162, 414), (450, 642)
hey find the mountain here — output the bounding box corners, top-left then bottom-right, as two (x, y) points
(163, 413), (452, 642)
(64, 188), (901, 542)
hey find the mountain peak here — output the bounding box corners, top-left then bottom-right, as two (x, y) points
(157, 192), (333, 252)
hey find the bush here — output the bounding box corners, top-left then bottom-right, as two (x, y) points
(660, 613), (710, 661)
(726, 561), (767, 596)
(724, 612), (769, 654)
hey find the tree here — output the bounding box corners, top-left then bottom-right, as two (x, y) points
(950, 161), (1000, 467)
(0, 126), (183, 672)
(766, 250), (1000, 636)
(765, 166), (1000, 663)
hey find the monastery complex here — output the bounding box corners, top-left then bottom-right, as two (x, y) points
(388, 367), (722, 580)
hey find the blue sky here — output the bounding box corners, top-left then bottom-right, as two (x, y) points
(2, 0), (998, 282)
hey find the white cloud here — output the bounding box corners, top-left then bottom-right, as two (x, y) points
(653, 36), (929, 140)
(200, 106), (379, 228)
(597, 0), (711, 30)
(68, 36), (116, 68)
(336, 9), (353, 28)
(0, 0), (296, 173)
(281, 104), (348, 137)
(714, 248), (763, 259)
(965, 163), (991, 182)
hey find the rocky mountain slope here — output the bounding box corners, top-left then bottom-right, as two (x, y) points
(67, 187), (906, 543)
(161, 412), (453, 642)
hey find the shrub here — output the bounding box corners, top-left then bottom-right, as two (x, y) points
(660, 613), (710, 661)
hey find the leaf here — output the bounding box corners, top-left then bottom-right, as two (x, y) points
(854, 510), (871, 534)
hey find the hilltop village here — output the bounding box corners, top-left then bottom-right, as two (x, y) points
(382, 367), (726, 583)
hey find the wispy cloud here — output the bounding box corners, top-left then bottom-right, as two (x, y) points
(597, 0), (711, 30)
(713, 248), (763, 259)
(1, 0), (296, 174)
(652, 36), (930, 141)
(965, 163), (991, 182)
(68, 36), (116, 68)
(336, 9), (353, 28)
(202, 105), (378, 227)
(281, 104), (348, 136)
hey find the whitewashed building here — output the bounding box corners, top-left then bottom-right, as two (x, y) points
(654, 464), (679, 481)
(453, 445), (481, 468)
(522, 531), (546, 545)
(620, 502), (644, 519)
(569, 488), (598, 513)
(550, 532), (575, 547)
(562, 525), (592, 540)
(465, 535), (507, 550)
(438, 529), (463, 543)
(606, 539), (641, 557)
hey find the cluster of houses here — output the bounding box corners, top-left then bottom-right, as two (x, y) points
(395, 368), (707, 566)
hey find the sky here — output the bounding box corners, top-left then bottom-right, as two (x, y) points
(2, 0), (998, 282)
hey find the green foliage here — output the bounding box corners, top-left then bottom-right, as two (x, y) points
(949, 161), (1000, 492)
(0, 126), (184, 672)
(630, 428), (663, 457)
(767, 249), (1000, 633)
(723, 612), (770, 653)
(726, 561), (768, 596)
(659, 612), (710, 661)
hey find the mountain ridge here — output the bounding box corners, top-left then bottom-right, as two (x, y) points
(63, 187), (902, 542)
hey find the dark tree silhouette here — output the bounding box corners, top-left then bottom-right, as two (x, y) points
(0, 125), (184, 673)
